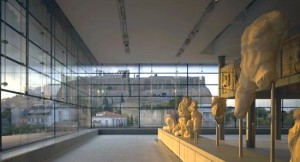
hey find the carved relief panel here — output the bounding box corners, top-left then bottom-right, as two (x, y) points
(220, 63), (240, 98)
(282, 34), (300, 77)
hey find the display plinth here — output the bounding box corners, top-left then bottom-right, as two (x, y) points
(158, 129), (286, 162)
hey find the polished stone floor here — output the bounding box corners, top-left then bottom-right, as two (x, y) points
(202, 134), (290, 162)
(46, 135), (181, 162)
(45, 134), (289, 162)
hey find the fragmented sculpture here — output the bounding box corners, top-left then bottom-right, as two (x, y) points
(178, 96), (192, 119)
(162, 114), (176, 132)
(184, 101), (203, 138)
(162, 97), (203, 139)
(211, 97), (227, 125)
(282, 34), (300, 77)
(288, 107), (300, 162)
(173, 117), (187, 136)
(235, 10), (289, 119)
(172, 97), (192, 136)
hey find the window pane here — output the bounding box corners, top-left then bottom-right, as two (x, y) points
(1, 92), (54, 150)
(29, 0), (51, 29)
(54, 40), (66, 65)
(2, 23), (26, 63)
(282, 99), (300, 128)
(28, 69), (43, 96)
(256, 99), (271, 127)
(1, 57), (26, 93)
(79, 107), (91, 128)
(55, 103), (78, 136)
(4, 0), (26, 34)
(54, 20), (66, 46)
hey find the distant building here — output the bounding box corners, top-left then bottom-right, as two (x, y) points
(92, 111), (127, 127)
(27, 103), (76, 128)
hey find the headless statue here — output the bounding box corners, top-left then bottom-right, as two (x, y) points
(163, 114), (176, 132)
(235, 10), (289, 119)
(211, 97), (227, 125)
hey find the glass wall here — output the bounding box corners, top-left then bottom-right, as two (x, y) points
(1, 0), (96, 150)
(282, 99), (300, 128)
(90, 64), (218, 128)
(224, 99), (300, 128)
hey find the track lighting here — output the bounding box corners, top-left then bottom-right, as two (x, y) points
(176, 0), (219, 57)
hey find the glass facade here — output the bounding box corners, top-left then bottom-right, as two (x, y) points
(1, 0), (96, 150)
(90, 64), (218, 128)
(224, 99), (300, 128)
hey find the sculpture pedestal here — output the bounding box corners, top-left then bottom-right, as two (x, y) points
(158, 128), (219, 162)
(158, 129), (288, 162)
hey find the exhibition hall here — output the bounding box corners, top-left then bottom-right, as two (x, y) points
(1, 0), (299, 161)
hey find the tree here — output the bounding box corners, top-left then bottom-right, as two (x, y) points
(225, 107), (235, 124)
(127, 114), (134, 126)
(167, 96), (182, 109)
(283, 110), (294, 126)
(257, 108), (268, 119)
(2, 108), (12, 135)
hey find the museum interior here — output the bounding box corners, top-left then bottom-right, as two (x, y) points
(1, 0), (300, 162)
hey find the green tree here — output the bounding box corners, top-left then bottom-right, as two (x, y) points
(283, 110), (294, 126)
(167, 96), (182, 109)
(1, 108), (12, 135)
(225, 107), (235, 124)
(257, 108), (268, 119)
(126, 114), (134, 126)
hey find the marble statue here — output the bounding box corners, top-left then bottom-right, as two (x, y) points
(162, 114), (176, 132)
(211, 97), (227, 125)
(184, 101), (203, 138)
(173, 117), (187, 136)
(163, 97), (203, 139)
(235, 10), (289, 119)
(171, 97), (192, 136)
(178, 96), (192, 119)
(288, 107), (300, 162)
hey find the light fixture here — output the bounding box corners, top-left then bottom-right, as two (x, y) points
(117, 0), (130, 53)
(176, 0), (219, 57)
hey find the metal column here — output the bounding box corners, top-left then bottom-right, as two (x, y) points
(218, 56), (225, 140)
(275, 88), (282, 140)
(239, 118), (243, 157)
(246, 102), (256, 148)
(216, 125), (220, 146)
(270, 82), (275, 162)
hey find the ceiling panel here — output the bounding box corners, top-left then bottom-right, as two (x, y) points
(55, 0), (300, 64)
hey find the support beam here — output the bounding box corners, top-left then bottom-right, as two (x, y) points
(216, 125), (220, 146)
(270, 82), (276, 162)
(275, 88), (282, 140)
(239, 118), (243, 157)
(218, 56), (225, 140)
(246, 102), (256, 148)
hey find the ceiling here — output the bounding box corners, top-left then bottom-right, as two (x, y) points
(55, 0), (300, 64)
